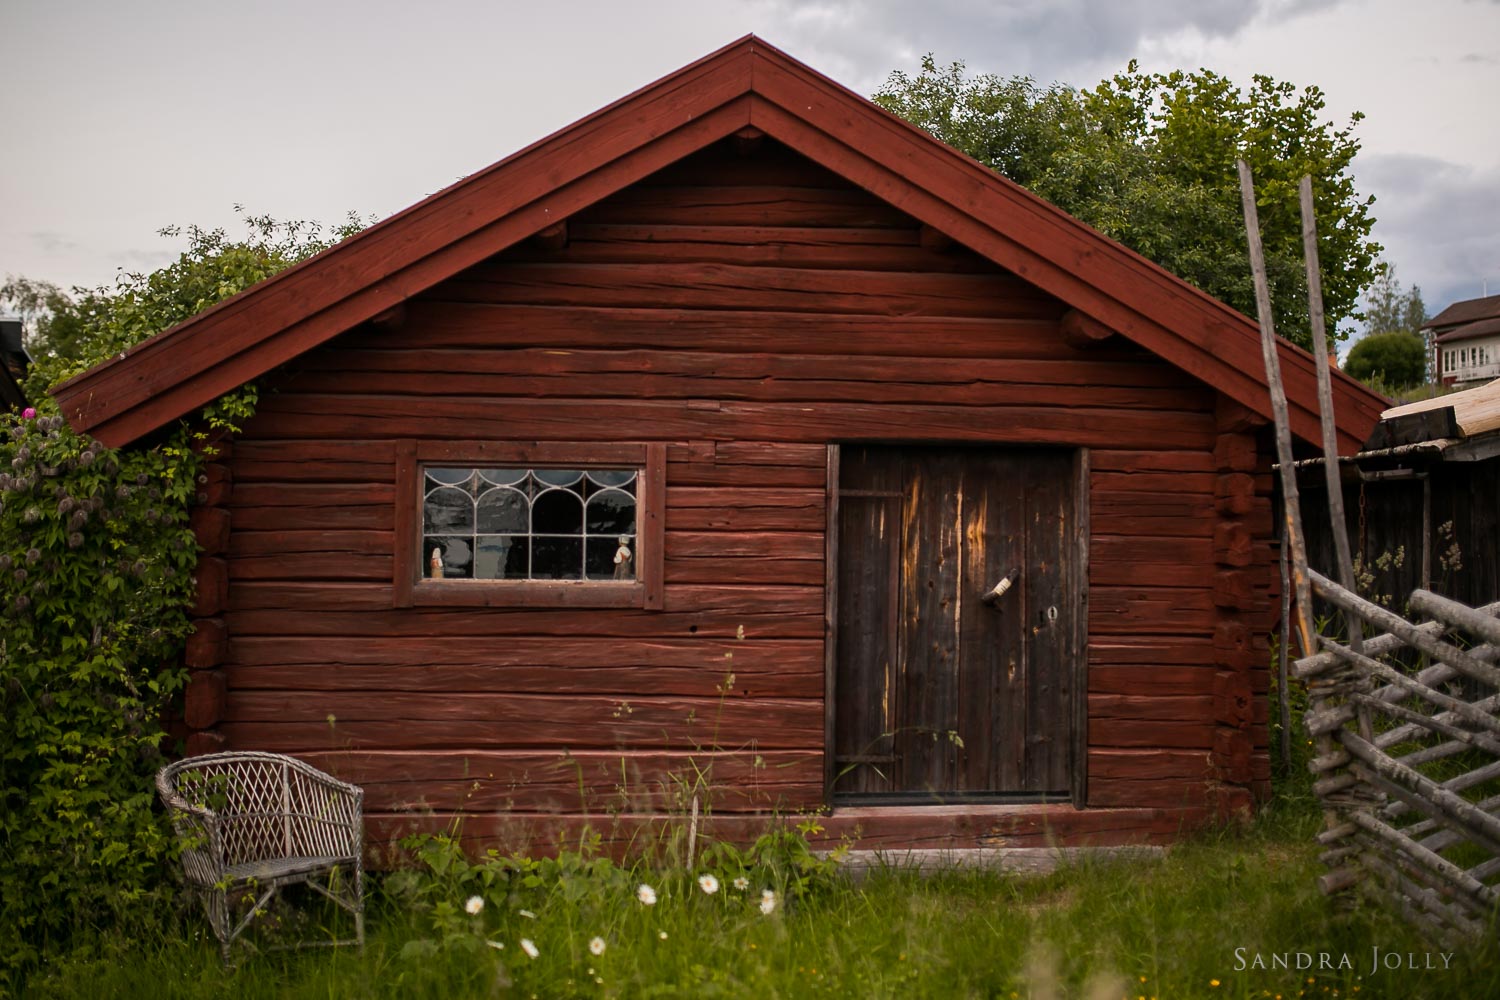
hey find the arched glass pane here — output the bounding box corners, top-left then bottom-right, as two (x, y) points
(424, 487), (474, 533)
(586, 469), (637, 488)
(532, 488), (583, 535)
(534, 469), (584, 487)
(587, 536), (634, 581)
(586, 490), (636, 535)
(531, 537), (583, 580)
(426, 468), (473, 488)
(478, 469), (528, 487)
(477, 487), (528, 533)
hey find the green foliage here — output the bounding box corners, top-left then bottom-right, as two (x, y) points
(0, 277), (94, 362)
(1345, 329), (1428, 389)
(20, 801), (1500, 999)
(1362, 263), (1427, 338)
(875, 57), (1381, 349)
(0, 210), (363, 985)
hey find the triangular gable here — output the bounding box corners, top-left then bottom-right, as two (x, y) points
(52, 35), (1386, 451)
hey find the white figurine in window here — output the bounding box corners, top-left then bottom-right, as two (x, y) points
(613, 535), (633, 580)
(429, 547), (444, 579)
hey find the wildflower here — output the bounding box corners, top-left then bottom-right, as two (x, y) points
(465, 895), (485, 915)
(519, 909), (536, 919)
(486, 940), (505, 950)
(759, 890), (776, 915)
(21, 408), (35, 419)
(589, 936), (606, 956)
(697, 874), (720, 895)
(636, 883), (657, 906)
(1211, 981), (1221, 988)
(520, 938), (539, 959)
(659, 931), (668, 940)
(732, 876), (749, 891)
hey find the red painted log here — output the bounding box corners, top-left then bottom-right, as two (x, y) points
(192, 557), (228, 617)
(184, 670), (227, 729)
(184, 617), (228, 669)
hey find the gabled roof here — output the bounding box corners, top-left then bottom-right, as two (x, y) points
(1434, 316), (1500, 344)
(1424, 294), (1500, 332)
(52, 35), (1385, 451)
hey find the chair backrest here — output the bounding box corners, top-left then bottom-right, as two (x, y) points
(157, 751), (363, 869)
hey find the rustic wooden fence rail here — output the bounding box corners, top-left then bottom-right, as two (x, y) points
(1294, 571), (1500, 944)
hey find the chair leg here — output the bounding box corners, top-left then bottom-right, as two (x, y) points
(203, 889), (231, 964)
(355, 867), (365, 949)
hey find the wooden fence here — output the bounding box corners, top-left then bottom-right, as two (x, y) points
(1295, 570), (1500, 944)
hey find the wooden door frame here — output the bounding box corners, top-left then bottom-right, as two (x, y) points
(822, 443), (1091, 808)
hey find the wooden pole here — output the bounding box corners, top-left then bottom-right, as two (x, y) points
(1299, 176), (1365, 660)
(1279, 522), (1292, 769)
(1238, 159), (1316, 655)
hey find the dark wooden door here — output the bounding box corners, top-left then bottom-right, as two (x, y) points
(833, 445), (1080, 801)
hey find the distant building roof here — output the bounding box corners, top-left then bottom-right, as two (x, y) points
(1434, 315), (1500, 344)
(1423, 293), (1500, 331)
(0, 317), (30, 410)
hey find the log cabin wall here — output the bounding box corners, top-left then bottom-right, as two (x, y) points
(217, 137), (1266, 852)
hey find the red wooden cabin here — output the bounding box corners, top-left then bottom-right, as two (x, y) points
(54, 37), (1384, 856)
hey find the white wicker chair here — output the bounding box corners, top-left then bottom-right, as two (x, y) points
(156, 751), (365, 961)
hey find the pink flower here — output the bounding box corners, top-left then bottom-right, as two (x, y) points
(21, 408), (36, 419)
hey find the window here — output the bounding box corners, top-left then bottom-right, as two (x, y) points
(394, 441), (664, 609)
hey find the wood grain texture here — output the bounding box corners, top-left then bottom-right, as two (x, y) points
(197, 122), (1286, 838)
(298, 749), (823, 813)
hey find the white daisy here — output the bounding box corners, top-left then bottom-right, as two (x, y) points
(636, 883), (657, 906)
(589, 936), (606, 956)
(465, 895), (484, 915)
(518, 909), (536, 919)
(759, 890), (776, 915)
(697, 873), (720, 895)
(732, 876), (749, 891)
(486, 940), (505, 950)
(659, 931), (668, 940)
(520, 938), (539, 959)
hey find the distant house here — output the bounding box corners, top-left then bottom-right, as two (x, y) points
(1426, 294), (1500, 387)
(52, 38), (1386, 857)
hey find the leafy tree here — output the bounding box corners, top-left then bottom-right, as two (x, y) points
(0, 210), (362, 984)
(875, 58), (1381, 350)
(1362, 263), (1426, 337)
(1344, 330), (1427, 389)
(0, 277), (96, 362)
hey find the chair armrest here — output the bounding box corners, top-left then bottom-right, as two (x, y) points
(158, 793), (227, 884)
(290, 768), (365, 861)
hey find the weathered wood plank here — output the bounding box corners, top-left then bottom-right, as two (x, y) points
(300, 346), (1198, 391)
(244, 396), (1218, 450)
(297, 749), (823, 813)
(358, 804), (1211, 859)
(221, 692), (822, 750)
(571, 184), (914, 228)
(226, 607), (824, 640)
(350, 302), (1094, 360)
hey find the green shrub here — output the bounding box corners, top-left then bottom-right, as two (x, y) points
(0, 211), (362, 986)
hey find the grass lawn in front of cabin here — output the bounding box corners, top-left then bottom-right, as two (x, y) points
(20, 796), (1499, 1000)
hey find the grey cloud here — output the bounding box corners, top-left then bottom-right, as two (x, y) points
(743, 0), (1339, 89)
(29, 232), (79, 254)
(1360, 152), (1500, 309)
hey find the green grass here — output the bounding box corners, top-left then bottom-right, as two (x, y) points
(19, 800), (1500, 999)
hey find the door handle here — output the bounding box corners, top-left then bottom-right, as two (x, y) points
(981, 568), (1021, 608)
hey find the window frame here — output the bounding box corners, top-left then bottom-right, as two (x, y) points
(394, 440), (665, 610)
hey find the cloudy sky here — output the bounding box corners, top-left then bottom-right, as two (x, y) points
(4, 0), (1498, 330)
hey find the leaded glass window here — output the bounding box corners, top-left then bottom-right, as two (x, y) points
(422, 467), (638, 581)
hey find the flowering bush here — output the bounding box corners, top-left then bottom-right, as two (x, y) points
(0, 212), (360, 985)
